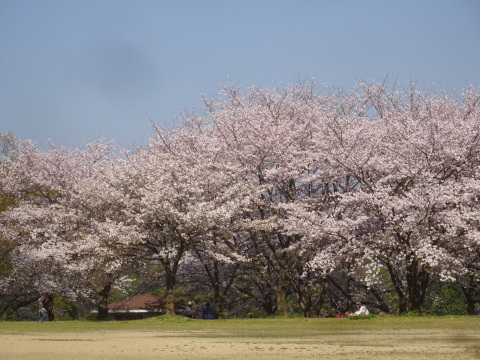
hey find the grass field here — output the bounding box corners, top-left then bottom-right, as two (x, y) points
(1, 315), (479, 359)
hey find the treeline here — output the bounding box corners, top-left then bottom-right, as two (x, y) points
(0, 81), (479, 320)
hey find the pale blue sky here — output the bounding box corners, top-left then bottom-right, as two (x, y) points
(1, 0), (479, 148)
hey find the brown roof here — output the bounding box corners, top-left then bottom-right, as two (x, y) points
(108, 294), (166, 311)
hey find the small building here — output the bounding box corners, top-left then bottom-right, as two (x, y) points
(107, 293), (183, 320)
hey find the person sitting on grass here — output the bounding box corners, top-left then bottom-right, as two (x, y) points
(346, 302), (369, 316)
(184, 301), (195, 318)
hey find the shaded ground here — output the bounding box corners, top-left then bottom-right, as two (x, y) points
(1, 329), (479, 360)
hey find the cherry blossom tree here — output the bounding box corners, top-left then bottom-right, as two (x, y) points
(0, 138), (139, 319)
(94, 121), (252, 316)
(196, 84), (347, 316)
(283, 82), (480, 313)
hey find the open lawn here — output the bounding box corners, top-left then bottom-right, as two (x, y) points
(1, 316), (479, 359)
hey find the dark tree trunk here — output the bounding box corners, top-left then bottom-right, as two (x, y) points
(94, 282), (112, 320)
(327, 274), (354, 312)
(297, 281), (328, 318)
(272, 282), (288, 316)
(44, 293), (55, 321)
(193, 246), (240, 319)
(211, 262), (228, 319)
(386, 255), (430, 314)
(461, 274), (479, 314)
(405, 256), (430, 313)
(163, 266), (177, 316)
(261, 295), (276, 316)
(368, 287), (392, 314)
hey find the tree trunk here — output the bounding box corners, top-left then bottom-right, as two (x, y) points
(212, 291), (224, 319)
(164, 287), (175, 316)
(44, 293), (55, 321)
(465, 296), (476, 314)
(387, 255), (430, 314)
(368, 287), (392, 314)
(272, 283), (288, 316)
(163, 268), (177, 316)
(194, 249), (239, 319)
(94, 282), (112, 320)
(294, 282), (313, 317)
(261, 295), (276, 316)
(211, 262), (225, 319)
(293, 277), (329, 317)
(327, 274), (354, 312)
(299, 294), (313, 317)
(383, 259), (406, 313)
(461, 274), (478, 314)
(405, 256), (430, 313)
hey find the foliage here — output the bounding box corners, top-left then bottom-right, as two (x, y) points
(52, 297), (79, 320)
(426, 282), (469, 315)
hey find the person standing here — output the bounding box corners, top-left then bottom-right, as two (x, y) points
(202, 302), (214, 319)
(38, 294), (48, 322)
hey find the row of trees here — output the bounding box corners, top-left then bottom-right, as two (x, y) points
(1, 81), (479, 320)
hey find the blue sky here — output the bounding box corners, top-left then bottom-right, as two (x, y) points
(1, 0), (479, 148)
